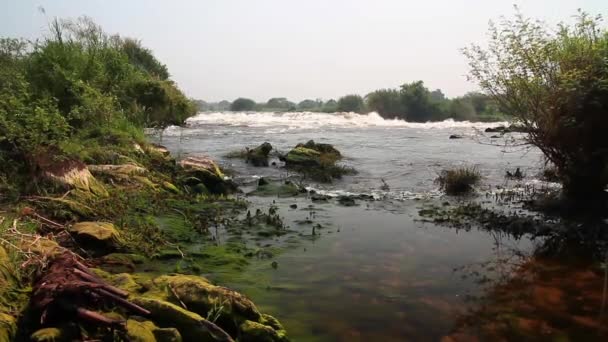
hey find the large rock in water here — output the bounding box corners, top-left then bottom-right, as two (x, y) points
(178, 156), (236, 194)
(246, 142), (273, 167)
(296, 140), (341, 158)
(285, 147), (322, 167)
(285, 140), (341, 167)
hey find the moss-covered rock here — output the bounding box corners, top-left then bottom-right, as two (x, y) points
(130, 297), (218, 342)
(282, 141), (354, 182)
(154, 274), (262, 322)
(69, 222), (122, 249)
(126, 319), (158, 342)
(30, 327), (63, 342)
(246, 142), (273, 167)
(153, 327), (182, 342)
(285, 147), (321, 167)
(296, 140), (341, 158)
(179, 156), (225, 180)
(178, 156), (237, 194)
(239, 320), (288, 342)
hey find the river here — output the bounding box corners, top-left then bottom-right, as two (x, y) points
(157, 111), (575, 341)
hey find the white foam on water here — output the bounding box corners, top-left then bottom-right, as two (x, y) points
(184, 111), (509, 130)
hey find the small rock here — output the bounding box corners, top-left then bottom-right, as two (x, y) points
(338, 196), (357, 206)
(271, 261), (278, 269)
(449, 135), (463, 139)
(311, 194), (330, 202)
(258, 177), (269, 186)
(289, 204), (297, 209)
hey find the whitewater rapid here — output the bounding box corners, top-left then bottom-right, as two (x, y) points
(182, 111), (509, 130)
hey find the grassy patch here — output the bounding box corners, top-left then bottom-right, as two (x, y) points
(435, 166), (481, 195)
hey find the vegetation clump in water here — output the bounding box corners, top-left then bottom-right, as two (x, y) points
(435, 166), (481, 195)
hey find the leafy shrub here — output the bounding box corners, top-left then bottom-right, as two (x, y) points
(0, 16), (196, 197)
(464, 10), (608, 199)
(436, 167), (482, 195)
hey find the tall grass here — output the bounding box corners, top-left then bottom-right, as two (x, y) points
(436, 166), (481, 195)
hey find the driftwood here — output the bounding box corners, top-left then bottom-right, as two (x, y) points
(32, 252), (149, 328)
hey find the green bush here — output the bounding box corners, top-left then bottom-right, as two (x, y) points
(0, 16), (195, 196)
(464, 10), (608, 199)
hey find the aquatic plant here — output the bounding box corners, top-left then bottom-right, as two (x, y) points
(435, 166), (481, 195)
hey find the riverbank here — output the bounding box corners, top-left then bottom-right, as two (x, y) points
(0, 141), (290, 341)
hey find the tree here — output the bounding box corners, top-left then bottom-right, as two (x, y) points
(298, 99), (320, 110)
(265, 97), (294, 110)
(449, 98), (476, 121)
(365, 89), (404, 118)
(399, 81), (443, 122)
(463, 10), (608, 200)
(322, 99), (338, 113)
(230, 98), (256, 111)
(337, 94), (365, 113)
(121, 38), (169, 80)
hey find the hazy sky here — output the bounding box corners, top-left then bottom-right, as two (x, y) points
(1, 1), (606, 102)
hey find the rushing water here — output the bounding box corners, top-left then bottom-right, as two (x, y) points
(157, 111), (567, 341)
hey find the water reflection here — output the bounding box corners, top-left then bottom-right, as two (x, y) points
(446, 221), (608, 341)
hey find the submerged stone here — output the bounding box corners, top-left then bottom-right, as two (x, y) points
(248, 181), (302, 197)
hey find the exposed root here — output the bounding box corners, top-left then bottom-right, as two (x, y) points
(31, 252), (150, 329)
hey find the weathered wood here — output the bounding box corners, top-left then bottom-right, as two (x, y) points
(94, 288), (150, 316)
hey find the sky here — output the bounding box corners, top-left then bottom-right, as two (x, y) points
(1, 0), (606, 102)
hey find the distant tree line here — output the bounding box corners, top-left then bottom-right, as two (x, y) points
(194, 81), (507, 122)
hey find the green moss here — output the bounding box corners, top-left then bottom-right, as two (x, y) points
(126, 319), (157, 342)
(87, 175), (110, 198)
(285, 147), (321, 166)
(194, 245), (249, 273)
(69, 221), (122, 248)
(102, 253), (146, 265)
(154, 215), (196, 242)
(248, 182), (302, 197)
(162, 181), (180, 194)
(0, 313), (16, 342)
(154, 274), (261, 322)
(239, 320), (289, 342)
(30, 327), (63, 342)
(131, 296), (217, 342)
(153, 327), (182, 342)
